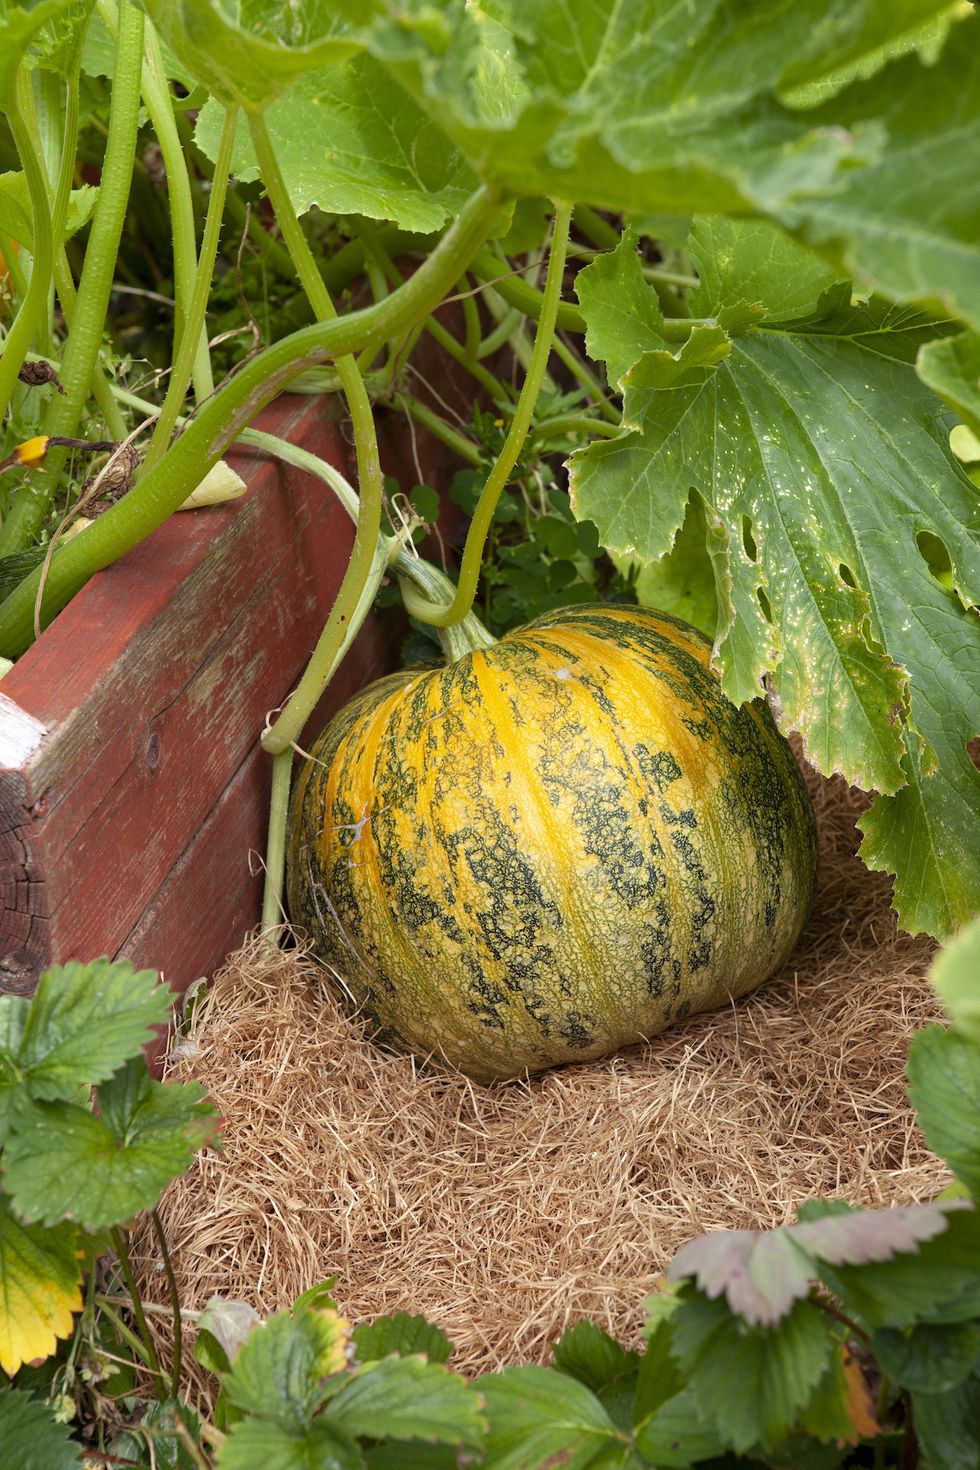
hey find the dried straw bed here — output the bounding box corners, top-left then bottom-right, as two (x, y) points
(134, 765), (949, 1388)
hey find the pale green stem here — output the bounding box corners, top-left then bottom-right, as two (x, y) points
(0, 0), (144, 554)
(143, 104), (239, 471)
(477, 304), (524, 360)
(248, 112), (389, 927)
(249, 112), (385, 763)
(98, 0), (216, 402)
(0, 67), (56, 424)
(461, 275), (482, 360)
(262, 750), (294, 931)
(260, 529), (407, 928)
(396, 554), (496, 660)
(531, 412), (621, 443)
(395, 393), (483, 466)
(401, 201), (573, 630)
(21, 61), (126, 440)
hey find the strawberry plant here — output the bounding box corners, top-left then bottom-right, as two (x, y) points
(0, 957), (219, 1461)
(4, 924), (979, 1466)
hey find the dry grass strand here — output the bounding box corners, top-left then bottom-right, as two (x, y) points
(133, 763), (947, 1399)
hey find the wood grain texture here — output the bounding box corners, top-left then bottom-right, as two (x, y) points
(0, 395), (403, 997)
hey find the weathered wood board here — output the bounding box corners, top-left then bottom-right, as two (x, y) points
(0, 395), (398, 998)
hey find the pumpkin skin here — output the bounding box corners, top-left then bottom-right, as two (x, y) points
(287, 604), (817, 1083)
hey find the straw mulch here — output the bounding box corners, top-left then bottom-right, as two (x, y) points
(133, 762), (949, 1391)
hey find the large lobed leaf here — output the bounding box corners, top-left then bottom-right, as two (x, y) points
(194, 55), (476, 232)
(343, 0), (977, 326)
(138, 0), (358, 111)
(571, 221), (980, 937)
(786, 20), (980, 331)
(355, 0), (951, 214)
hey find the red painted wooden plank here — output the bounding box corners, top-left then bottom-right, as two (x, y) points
(0, 364), (470, 999)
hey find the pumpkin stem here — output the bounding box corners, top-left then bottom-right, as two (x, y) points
(396, 556), (497, 662)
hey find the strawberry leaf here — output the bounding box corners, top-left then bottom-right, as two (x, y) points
(0, 1198), (84, 1375)
(0, 1387), (82, 1470)
(2, 1060), (217, 1229)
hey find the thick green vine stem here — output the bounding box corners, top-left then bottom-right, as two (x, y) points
(249, 111), (385, 771)
(470, 247), (585, 332)
(0, 186), (500, 656)
(401, 200), (574, 631)
(96, 0), (215, 404)
(142, 102), (239, 472)
(25, 58), (128, 440)
(396, 556), (497, 661)
(0, 0), (145, 556)
(0, 66), (57, 426)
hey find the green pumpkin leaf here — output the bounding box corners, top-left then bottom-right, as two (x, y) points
(0, 958), (172, 1135)
(328, 1354), (484, 1448)
(215, 1415), (366, 1470)
(0, 0), (68, 107)
(907, 1025), (980, 1197)
(574, 231), (666, 391)
(928, 916), (980, 1042)
(352, 1311), (452, 1366)
(856, 727), (980, 941)
(0, 1387), (82, 1470)
(918, 330), (980, 441)
(552, 1321), (639, 1393)
(0, 170), (96, 249)
(787, 19), (980, 330)
(872, 1322), (980, 1394)
(475, 1364), (623, 1470)
(911, 1374), (980, 1470)
(571, 219), (980, 936)
(138, 0), (359, 111)
(355, 0), (950, 220)
(222, 1307), (350, 1426)
(1, 1061), (217, 1230)
(194, 54), (476, 232)
(668, 1201), (953, 1327)
(670, 1290), (835, 1453)
(618, 495), (718, 641)
(0, 1197), (84, 1375)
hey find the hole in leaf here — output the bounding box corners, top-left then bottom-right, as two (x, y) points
(916, 530), (954, 591)
(757, 586), (773, 623)
(838, 563), (857, 588)
(741, 515), (758, 562)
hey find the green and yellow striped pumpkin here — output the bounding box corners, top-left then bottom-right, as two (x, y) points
(287, 604), (817, 1083)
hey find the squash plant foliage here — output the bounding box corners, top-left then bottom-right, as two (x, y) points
(0, 0), (977, 940)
